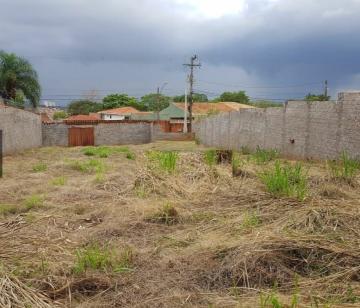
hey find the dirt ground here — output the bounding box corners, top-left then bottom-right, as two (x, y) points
(0, 141), (360, 308)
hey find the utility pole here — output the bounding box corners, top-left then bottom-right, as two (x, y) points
(184, 88), (188, 133)
(183, 55), (201, 132)
(156, 86), (160, 120)
(324, 80), (328, 99)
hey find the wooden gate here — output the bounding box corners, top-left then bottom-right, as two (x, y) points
(68, 127), (94, 146)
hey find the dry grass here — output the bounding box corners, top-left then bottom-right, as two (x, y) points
(0, 141), (359, 307)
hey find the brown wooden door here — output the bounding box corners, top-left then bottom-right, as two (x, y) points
(68, 127), (94, 146)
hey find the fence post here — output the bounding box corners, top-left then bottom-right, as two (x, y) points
(0, 130), (2, 178)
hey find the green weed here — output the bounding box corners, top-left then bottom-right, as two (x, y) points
(126, 152), (136, 160)
(328, 151), (360, 183)
(94, 172), (105, 183)
(0, 204), (21, 216)
(204, 149), (217, 166)
(82, 146), (134, 160)
(32, 162), (47, 172)
(242, 211), (261, 229)
(253, 146), (279, 164)
(260, 161), (307, 201)
(73, 244), (133, 274)
(51, 176), (67, 186)
(23, 195), (44, 210)
(147, 151), (178, 173)
(240, 146), (251, 155)
(232, 152), (245, 176)
(70, 159), (105, 173)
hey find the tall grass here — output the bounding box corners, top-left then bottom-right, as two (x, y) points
(252, 146), (279, 164)
(232, 152), (244, 176)
(204, 149), (217, 166)
(328, 151), (360, 182)
(32, 162), (47, 172)
(260, 161), (307, 201)
(147, 151), (178, 173)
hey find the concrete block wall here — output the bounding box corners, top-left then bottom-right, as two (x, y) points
(0, 106), (42, 155)
(95, 123), (151, 145)
(42, 124), (68, 146)
(193, 92), (360, 160)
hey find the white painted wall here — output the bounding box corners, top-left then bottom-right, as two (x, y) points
(101, 114), (126, 121)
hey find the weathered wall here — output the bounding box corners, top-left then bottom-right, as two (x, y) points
(42, 123), (68, 146)
(95, 123), (151, 145)
(0, 107), (42, 155)
(151, 124), (194, 141)
(194, 92), (360, 160)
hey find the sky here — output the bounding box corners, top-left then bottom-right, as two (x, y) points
(1, 0), (360, 105)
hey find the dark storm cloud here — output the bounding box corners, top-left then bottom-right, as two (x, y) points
(0, 0), (359, 100)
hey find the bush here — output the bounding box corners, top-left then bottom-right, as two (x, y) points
(328, 151), (360, 183)
(260, 161), (307, 201)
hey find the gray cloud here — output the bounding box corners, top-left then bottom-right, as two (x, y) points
(0, 0), (359, 103)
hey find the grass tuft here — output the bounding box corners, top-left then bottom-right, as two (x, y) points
(23, 194), (44, 210)
(328, 151), (360, 183)
(146, 203), (179, 225)
(0, 204), (20, 217)
(32, 162), (47, 172)
(147, 151), (178, 173)
(204, 149), (217, 166)
(252, 146), (279, 164)
(70, 159), (105, 173)
(260, 161), (307, 201)
(51, 176), (67, 186)
(73, 244), (133, 274)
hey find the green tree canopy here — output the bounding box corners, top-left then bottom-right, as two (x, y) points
(53, 110), (68, 120)
(0, 51), (41, 108)
(102, 93), (146, 111)
(67, 100), (102, 115)
(141, 93), (170, 111)
(216, 91), (249, 103)
(305, 93), (330, 101)
(173, 93), (208, 102)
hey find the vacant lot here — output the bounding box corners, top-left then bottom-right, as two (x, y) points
(0, 142), (360, 307)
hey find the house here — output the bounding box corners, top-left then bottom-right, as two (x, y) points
(97, 106), (141, 121)
(63, 114), (100, 124)
(158, 102), (255, 131)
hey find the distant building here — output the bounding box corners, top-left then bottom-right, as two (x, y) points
(98, 107), (142, 121)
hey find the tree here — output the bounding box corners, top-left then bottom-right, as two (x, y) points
(173, 93), (208, 102)
(305, 93), (330, 101)
(0, 51), (41, 108)
(53, 110), (68, 120)
(217, 91), (249, 103)
(67, 100), (102, 115)
(102, 93), (146, 111)
(141, 93), (170, 111)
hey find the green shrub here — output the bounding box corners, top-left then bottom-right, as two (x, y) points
(204, 149), (217, 166)
(53, 111), (68, 120)
(32, 162), (47, 172)
(260, 161), (307, 201)
(253, 146), (279, 164)
(232, 152), (245, 176)
(126, 152), (136, 160)
(328, 151), (360, 182)
(148, 151), (178, 173)
(51, 176), (67, 186)
(82, 146), (135, 160)
(70, 159), (105, 173)
(73, 244), (133, 274)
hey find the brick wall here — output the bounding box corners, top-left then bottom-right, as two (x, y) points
(193, 92), (360, 160)
(42, 123), (68, 146)
(0, 106), (42, 155)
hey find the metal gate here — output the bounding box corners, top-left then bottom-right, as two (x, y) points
(68, 127), (94, 146)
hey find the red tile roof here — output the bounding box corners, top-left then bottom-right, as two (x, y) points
(98, 107), (140, 115)
(65, 114), (99, 121)
(174, 102), (254, 115)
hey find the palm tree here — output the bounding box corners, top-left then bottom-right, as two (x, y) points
(0, 51), (41, 108)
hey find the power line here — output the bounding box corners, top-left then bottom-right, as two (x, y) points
(197, 80), (323, 89)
